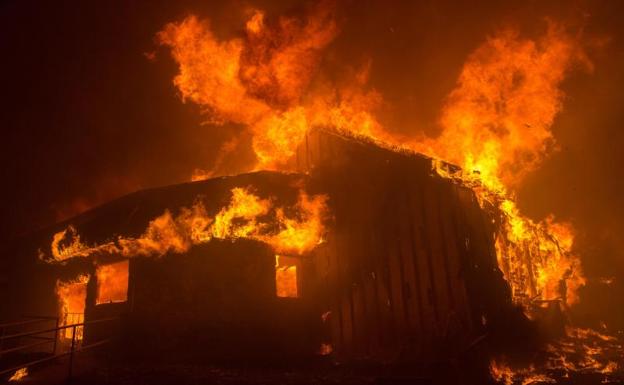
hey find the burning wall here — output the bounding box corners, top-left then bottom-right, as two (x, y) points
(296, 128), (511, 361)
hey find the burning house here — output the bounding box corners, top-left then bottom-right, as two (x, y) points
(4, 2), (624, 383)
(2, 128), (516, 365)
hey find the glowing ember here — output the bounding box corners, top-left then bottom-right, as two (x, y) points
(545, 327), (622, 375)
(56, 275), (89, 341)
(46, 187), (328, 262)
(490, 326), (623, 384)
(490, 360), (555, 385)
(318, 343), (333, 356)
(96, 260), (129, 305)
(8, 368), (28, 382)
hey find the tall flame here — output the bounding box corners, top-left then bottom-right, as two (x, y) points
(420, 21), (590, 193)
(421, 23), (590, 308)
(55, 274), (89, 341)
(158, 3), (385, 172)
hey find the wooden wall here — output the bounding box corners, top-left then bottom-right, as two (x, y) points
(119, 240), (322, 361)
(297, 128), (506, 362)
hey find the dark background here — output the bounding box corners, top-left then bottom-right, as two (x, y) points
(1, 0), (623, 328)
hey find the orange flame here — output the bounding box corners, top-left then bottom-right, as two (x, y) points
(8, 368), (28, 382)
(318, 343), (333, 356)
(494, 200), (586, 307)
(96, 260), (129, 305)
(490, 325), (622, 383)
(275, 255), (297, 298)
(51, 225), (89, 262)
(55, 275), (89, 341)
(421, 23), (590, 309)
(264, 191), (328, 255)
(210, 187), (271, 239)
(421, 22), (590, 193)
(489, 359), (555, 385)
(158, 3), (386, 171)
(47, 187), (328, 262)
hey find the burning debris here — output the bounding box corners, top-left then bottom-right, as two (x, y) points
(489, 326), (622, 384)
(8, 368), (28, 382)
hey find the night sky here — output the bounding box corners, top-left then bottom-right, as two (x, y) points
(1, 0), (623, 327)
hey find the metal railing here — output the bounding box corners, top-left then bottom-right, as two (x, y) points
(0, 316), (58, 360)
(0, 316), (118, 380)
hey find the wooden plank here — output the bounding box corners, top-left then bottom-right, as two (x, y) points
(448, 185), (475, 333)
(351, 281), (368, 357)
(422, 179), (452, 337)
(398, 191), (423, 336)
(363, 269), (380, 356)
(325, 216), (344, 357)
(340, 289), (354, 357)
(373, 254), (394, 351)
(329, 297), (343, 358)
(386, 219), (408, 340)
(438, 184), (473, 338)
(434, 183), (457, 311)
(455, 185), (501, 330)
(407, 173), (436, 350)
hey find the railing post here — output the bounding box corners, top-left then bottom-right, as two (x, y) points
(68, 325), (76, 380)
(52, 317), (59, 355)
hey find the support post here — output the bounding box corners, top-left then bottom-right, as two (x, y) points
(52, 317), (59, 355)
(68, 325), (76, 380)
(0, 325), (5, 359)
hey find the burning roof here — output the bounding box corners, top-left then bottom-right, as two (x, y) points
(38, 171), (327, 263)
